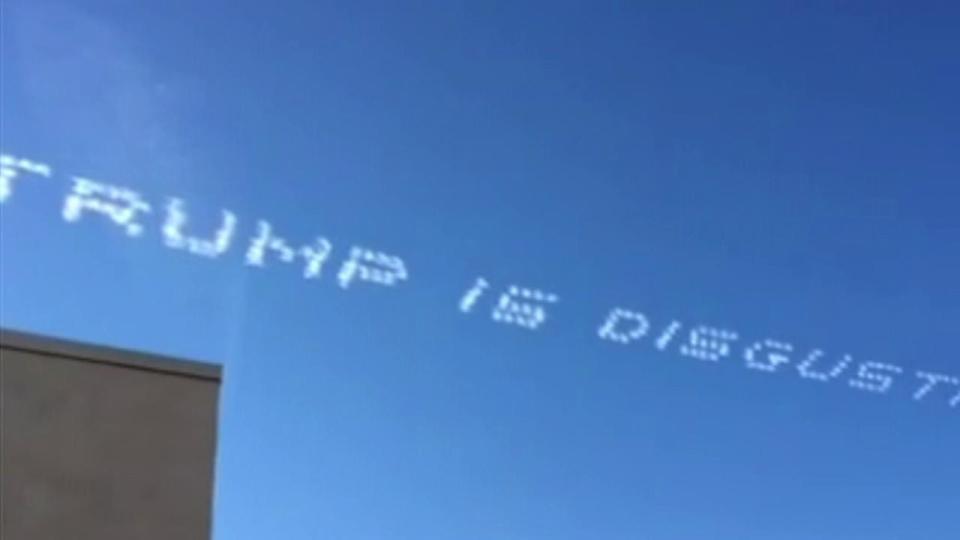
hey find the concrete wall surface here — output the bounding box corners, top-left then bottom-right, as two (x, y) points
(0, 329), (221, 540)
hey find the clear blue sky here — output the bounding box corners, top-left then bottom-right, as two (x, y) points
(1, 1), (958, 538)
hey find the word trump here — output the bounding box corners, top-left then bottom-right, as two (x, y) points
(3, 151), (958, 412)
(1, 153), (408, 290)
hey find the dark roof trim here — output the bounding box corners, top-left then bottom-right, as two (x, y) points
(0, 327), (222, 382)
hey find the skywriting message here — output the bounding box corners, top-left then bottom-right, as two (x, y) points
(2, 152), (958, 412)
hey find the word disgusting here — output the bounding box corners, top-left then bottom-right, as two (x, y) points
(2, 153), (958, 411)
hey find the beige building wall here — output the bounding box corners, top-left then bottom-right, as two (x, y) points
(1, 329), (221, 540)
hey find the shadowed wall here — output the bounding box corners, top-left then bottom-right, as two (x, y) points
(1, 329), (220, 540)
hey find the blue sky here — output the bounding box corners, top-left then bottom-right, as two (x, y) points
(1, 1), (958, 538)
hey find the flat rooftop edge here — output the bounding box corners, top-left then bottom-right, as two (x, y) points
(0, 328), (222, 382)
